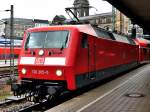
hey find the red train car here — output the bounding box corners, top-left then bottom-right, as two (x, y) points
(12, 24), (144, 102)
(134, 38), (150, 63)
(0, 47), (21, 60)
(0, 39), (22, 60)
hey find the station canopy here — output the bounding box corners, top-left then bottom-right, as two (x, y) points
(106, 0), (150, 33)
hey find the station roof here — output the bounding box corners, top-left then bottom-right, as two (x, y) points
(106, 0), (150, 33)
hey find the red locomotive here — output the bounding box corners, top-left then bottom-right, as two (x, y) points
(11, 24), (150, 102)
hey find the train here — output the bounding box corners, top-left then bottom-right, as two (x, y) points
(0, 38), (22, 60)
(11, 24), (150, 102)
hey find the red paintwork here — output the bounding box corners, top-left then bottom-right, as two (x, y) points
(135, 38), (147, 47)
(19, 25), (82, 90)
(0, 47), (21, 59)
(134, 38), (150, 62)
(75, 35), (139, 75)
(0, 47), (21, 54)
(18, 24), (149, 91)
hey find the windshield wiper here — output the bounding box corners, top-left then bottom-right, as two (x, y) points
(60, 43), (65, 51)
(60, 33), (69, 51)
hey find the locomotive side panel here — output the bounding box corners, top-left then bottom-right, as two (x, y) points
(96, 38), (124, 68)
(120, 43), (138, 64)
(74, 34), (139, 89)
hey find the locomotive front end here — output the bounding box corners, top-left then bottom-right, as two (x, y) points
(20, 30), (69, 81)
(12, 27), (78, 102)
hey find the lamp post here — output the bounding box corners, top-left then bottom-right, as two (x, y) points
(5, 5), (14, 76)
(112, 6), (115, 31)
(4, 21), (7, 64)
(10, 5), (14, 76)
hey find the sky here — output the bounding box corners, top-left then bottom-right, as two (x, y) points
(0, 0), (112, 20)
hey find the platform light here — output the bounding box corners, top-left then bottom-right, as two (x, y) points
(22, 68), (27, 74)
(56, 69), (62, 76)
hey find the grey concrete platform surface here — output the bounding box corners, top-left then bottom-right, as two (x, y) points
(46, 64), (150, 112)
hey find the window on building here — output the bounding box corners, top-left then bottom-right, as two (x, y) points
(96, 19), (99, 24)
(99, 19), (102, 24)
(102, 18), (106, 23)
(106, 18), (112, 23)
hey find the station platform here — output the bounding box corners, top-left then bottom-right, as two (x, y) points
(46, 64), (150, 112)
(0, 59), (18, 67)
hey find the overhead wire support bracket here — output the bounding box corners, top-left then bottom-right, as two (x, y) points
(65, 7), (80, 23)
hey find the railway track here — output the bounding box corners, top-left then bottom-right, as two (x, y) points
(0, 96), (52, 112)
(0, 97), (35, 112)
(0, 90), (72, 112)
(0, 72), (18, 79)
(0, 67), (18, 79)
(0, 66), (42, 112)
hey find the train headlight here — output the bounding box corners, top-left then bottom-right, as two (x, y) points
(39, 49), (44, 56)
(56, 69), (62, 76)
(22, 68), (27, 74)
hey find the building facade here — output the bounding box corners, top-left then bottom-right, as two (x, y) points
(73, 0), (143, 35)
(115, 10), (143, 35)
(33, 19), (49, 27)
(0, 18), (50, 39)
(115, 10), (130, 34)
(0, 20), (6, 37)
(73, 0), (90, 17)
(2, 18), (34, 39)
(79, 12), (113, 30)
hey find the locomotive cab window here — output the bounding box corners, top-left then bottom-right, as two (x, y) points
(25, 30), (69, 49)
(81, 33), (88, 48)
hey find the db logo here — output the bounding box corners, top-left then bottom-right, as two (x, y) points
(35, 58), (45, 65)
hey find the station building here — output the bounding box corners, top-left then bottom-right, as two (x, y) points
(0, 18), (49, 39)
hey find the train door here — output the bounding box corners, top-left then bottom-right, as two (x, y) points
(88, 36), (96, 79)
